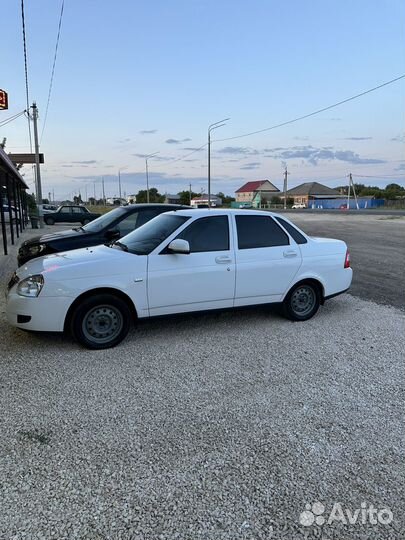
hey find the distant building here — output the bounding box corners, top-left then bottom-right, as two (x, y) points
(164, 193), (181, 204)
(235, 180), (279, 207)
(190, 194), (222, 207)
(286, 182), (341, 207)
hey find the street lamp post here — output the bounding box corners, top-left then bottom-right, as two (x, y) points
(208, 118), (229, 208)
(145, 152), (160, 203)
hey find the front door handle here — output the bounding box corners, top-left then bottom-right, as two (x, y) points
(283, 250), (298, 258)
(215, 256), (232, 264)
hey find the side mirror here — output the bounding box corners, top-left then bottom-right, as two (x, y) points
(105, 228), (120, 240)
(167, 239), (190, 254)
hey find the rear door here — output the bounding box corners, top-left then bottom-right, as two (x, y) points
(147, 215), (236, 316)
(233, 214), (302, 306)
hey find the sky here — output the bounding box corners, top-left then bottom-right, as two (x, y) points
(1, 0), (405, 201)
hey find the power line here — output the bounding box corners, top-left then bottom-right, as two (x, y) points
(40, 0), (65, 142)
(214, 74), (405, 143)
(0, 110), (26, 128)
(21, 0), (32, 151)
(153, 142), (208, 168)
(352, 174), (405, 179)
(150, 74), (405, 169)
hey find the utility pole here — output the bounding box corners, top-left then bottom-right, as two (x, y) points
(93, 180), (96, 202)
(52, 188), (55, 204)
(189, 183), (192, 205)
(283, 167), (289, 210)
(31, 102), (44, 227)
(348, 173), (359, 210)
(208, 118), (229, 208)
(145, 152), (159, 204)
(118, 170), (122, 202)
(102, 177), (106, 205)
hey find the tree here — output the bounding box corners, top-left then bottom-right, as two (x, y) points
(271, 195), (282, 204)
(215, 192), (235, 206)
(73, 194), (82, 204)
(136, 188), (165, 203)
(385, 183), (403, 192)
(178, 190), (199, 205)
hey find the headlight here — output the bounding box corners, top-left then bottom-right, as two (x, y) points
(17, 275), (44, 297)
(27, 244), (46, 256)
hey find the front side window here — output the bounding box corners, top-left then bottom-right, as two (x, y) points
(120, 214), (190, 255)
(236, 215), (289, 249)
(116, 212), (139, 235)
(175, 216), (229, 252)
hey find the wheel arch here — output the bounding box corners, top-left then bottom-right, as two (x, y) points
(284, 277), (326, 304)
(64, 287), (138, 332)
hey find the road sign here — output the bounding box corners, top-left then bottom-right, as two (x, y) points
(8, 153), (44, 164)
(0, 89), (8, 110)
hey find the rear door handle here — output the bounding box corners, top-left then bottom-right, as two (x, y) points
(215, 256), (232, 264)
(283, 250), (298, 258)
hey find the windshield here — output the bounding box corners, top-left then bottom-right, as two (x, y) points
(120, 214), (190, 255)
(82, 207), (126, 233)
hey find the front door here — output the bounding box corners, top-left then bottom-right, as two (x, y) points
(147, 215), (235, 316)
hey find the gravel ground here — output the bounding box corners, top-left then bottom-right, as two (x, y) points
(0, 217), (403, 539)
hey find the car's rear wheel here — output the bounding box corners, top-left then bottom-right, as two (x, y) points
(282, 282), (320, 321)
(45, 217), (55, 225)
(82, 218), (91, 225)
(70, 294), (131, 349)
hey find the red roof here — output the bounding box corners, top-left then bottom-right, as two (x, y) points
(235, 180), (267, 193)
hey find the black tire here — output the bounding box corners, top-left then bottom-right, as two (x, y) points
(45, 217), (55, 225)
(282, 282), (320, 321)
(82, 218), (91, 225)
(70, 293), (132, 349)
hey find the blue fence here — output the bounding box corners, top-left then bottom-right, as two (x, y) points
(308, 198), (385, 209)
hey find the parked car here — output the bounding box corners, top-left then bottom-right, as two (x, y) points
(7, 210), (352, 349)
(40, 204), (58, 214)
(43, 205), (101, 226)
(17, 204), (188, 266)
(292, 203), (306, 209)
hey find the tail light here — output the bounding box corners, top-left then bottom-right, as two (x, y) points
(344, 249), (350, 268)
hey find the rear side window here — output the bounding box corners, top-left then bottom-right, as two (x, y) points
(275, 217), (307, 244)
(176, 216), (229, 252)
(236, 215), (289, 249)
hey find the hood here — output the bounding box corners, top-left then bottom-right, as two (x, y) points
(16, 244), (134, 280)
(21, 227), (85, 247)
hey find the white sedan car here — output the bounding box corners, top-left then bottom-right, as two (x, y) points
(6, 209), (352, 349)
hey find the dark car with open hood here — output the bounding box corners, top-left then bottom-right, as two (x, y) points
(18, 204), (188, 267)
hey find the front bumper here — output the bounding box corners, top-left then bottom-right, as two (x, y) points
(6, 292), (73, 332)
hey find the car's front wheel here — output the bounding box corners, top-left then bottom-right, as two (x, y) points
(70, 294), (132, 349)
(282, 282), (320, 321)
(45, 217), (55, 225)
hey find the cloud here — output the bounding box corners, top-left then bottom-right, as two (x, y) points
(132, 153), (171, 162)
(263, 145), (386, 166)
(71, 160), (98, 164)
(240, 162), (261, 170)
(391, 134), (405, 142)
(217, 146), (259, 156)
(395, 163), (405, 171)
(182, 147), (205, 152)
(165, 138), (192, 144)
(118, 138), (131, 143)
(139, 129), (157, 134)
(342, 137), (372, 141)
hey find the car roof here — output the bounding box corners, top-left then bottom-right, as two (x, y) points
(163, 208), (280, 218)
